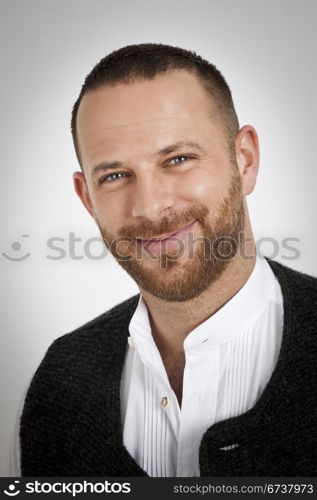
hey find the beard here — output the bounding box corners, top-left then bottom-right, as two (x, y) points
(97, 165), (244, 302)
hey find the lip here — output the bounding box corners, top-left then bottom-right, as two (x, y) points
(134, 219), (197, 243)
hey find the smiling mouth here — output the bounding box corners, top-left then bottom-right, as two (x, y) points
(134, 219), (197, 243)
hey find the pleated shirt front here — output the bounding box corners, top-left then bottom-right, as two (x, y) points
(120, 257), (284, 477)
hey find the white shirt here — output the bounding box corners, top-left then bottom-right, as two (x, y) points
(120, 256), (284, 477)
(11, 257), (283, 477)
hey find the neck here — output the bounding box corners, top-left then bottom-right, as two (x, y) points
(140, 225), (256, 357)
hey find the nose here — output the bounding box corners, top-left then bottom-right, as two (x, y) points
(130, 172), (175, 221)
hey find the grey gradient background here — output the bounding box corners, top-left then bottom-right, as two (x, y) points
(0, 0), (316, 475)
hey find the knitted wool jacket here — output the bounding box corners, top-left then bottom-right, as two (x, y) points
(20, 259), (317, 476)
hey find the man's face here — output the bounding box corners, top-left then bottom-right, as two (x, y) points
(75, 70), (245, 302)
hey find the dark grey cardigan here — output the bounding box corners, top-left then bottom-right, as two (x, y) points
(20, 259), (317, 476)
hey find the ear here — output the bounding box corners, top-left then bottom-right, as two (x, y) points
(73, 171), (96, 220)
(235, 125), (260, 196)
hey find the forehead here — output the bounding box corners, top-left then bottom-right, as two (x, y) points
(76, 70), (222, 168)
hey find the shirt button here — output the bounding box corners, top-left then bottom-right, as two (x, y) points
(127, 336), (134, 347)
(161, 396), (169, 408)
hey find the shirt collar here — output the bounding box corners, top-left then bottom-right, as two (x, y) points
(128, 256), (280, 355)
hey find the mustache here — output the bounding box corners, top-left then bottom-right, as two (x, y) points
(117, 205), (209, 240)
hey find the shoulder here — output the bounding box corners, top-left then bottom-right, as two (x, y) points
(267, 258), (317, 302)
(25, 293), (140, 392)
(49, 293), (139, 352)
(52, 293), (139, 347)
(267, 259), (317, 348)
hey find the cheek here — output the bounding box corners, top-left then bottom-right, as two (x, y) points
(182, 168), (228, 206)
(91, 191), (130, 232)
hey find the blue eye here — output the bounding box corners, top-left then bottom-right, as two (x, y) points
(100, 172), (128, 184)
(169, 155), (191, 165)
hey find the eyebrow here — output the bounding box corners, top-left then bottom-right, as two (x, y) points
(91, 141), (207, 176)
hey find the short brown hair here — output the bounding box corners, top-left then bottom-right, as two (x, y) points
(71, 43), (239, 168)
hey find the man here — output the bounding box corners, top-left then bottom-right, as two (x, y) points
(19, 43), (317, 476)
